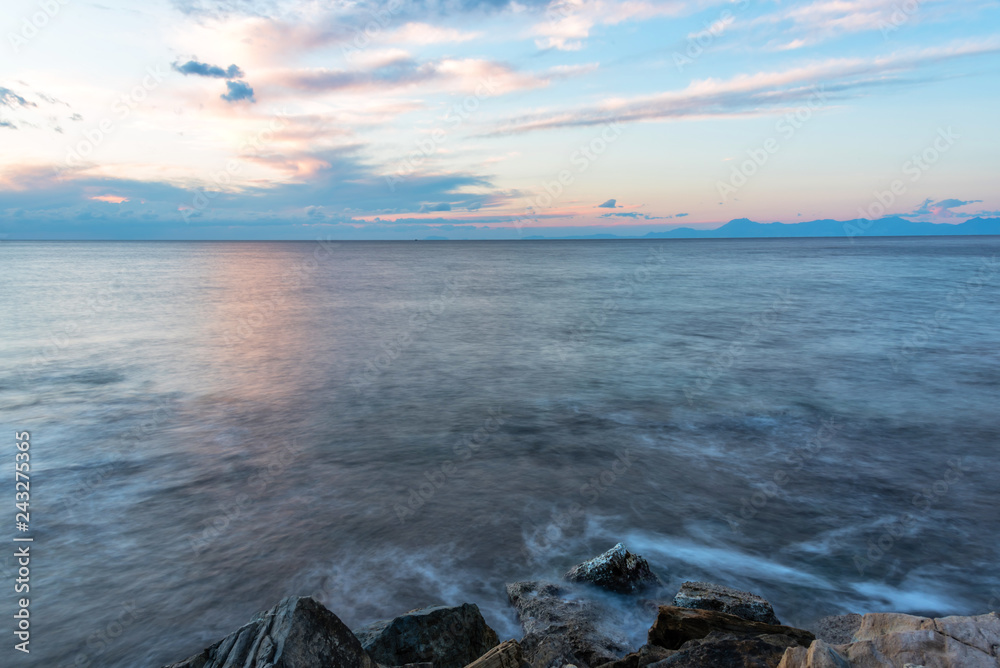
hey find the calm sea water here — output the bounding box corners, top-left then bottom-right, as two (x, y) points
(1, 238), (998, 667)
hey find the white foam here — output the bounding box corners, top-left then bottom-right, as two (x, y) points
(622, 530), (835, 590)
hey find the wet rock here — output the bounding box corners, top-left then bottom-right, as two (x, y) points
(355, 603), (499, 668)
(776, 639), (851, 668)
(672, 582), (780, 625)
(649, 631), (799, 667)
(647, 606), (814, 652)
(162, 596), (379, 668)
(464, 639), (532, 668)
(593, 643), (675, 668)
(806, 614), (862, 646)
(564, 544), (661, 595)
(840, 611), (1000, 667)
(506, 581), (630, 668)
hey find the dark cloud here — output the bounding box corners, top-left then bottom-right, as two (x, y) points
(221, 80), (256, 103)
(284, 57), (439, 92)
(0, 87), (34, 109)
(600, 211), (673, 220)
(911, 198), (982, 216)
(419, 202), (452, 212)
(0, 120), (17, 130)
(173, 60), (245, 79)
(675, 213), (689, 217)
(597, 198), (617, 208)
(36, 92), (69, 106)
(935, 198), (981, 209)
(0, 145), (496, 229)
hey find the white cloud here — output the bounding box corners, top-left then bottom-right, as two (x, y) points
(387, 22), (483, 44)
(533, 0), (687, 50)
(491, 38), (1000, 133)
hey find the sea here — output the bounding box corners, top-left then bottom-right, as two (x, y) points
(0, 237), (998, 667)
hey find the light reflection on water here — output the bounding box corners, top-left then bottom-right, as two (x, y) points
(0, 237), (998, 667)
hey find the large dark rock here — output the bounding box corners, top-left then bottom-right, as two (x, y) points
(651, 631), (800, 668)
(162, 596), (379, 668)
(354, 603), (499, 668)
(506, 580), (630, 668)
(647, 606), (814, 652)
(594, 643), (675, 668)
(672, 582), (780, 625)
(565, 544), (661, 595)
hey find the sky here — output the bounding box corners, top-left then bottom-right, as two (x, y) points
(1, 0), (998, 239)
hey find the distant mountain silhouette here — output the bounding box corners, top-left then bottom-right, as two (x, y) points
(643, 216), (1000, 239)
(527, 217), (1000, 239)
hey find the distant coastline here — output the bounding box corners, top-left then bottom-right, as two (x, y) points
(516, 216), (1000, 241)
(4, 217), (999, 241)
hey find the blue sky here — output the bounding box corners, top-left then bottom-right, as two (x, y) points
(1, 0), (998, 239)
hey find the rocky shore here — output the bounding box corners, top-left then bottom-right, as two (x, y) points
(163, 543), (1000, 668)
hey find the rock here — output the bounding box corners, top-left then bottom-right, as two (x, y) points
(463, 639), (531, 668)
(672, 582), (781, 625)
(564, 544), (661, 595)
(162, 596), (379, 668)
(506, 581), (631, 668)
(807, 614), (862, 646)
(839, 611), (1000, 667)
(649, 631), (800, 667)
(776, 639), (851, 668)
(647, 606), (815, 652)
(355, 603), (499, 668)
(594, 644), (675, 668)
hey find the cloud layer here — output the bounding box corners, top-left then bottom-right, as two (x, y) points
(2, 0), (998, 237)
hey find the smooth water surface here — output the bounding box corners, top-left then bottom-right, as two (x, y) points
(1, 237), (998, 667)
